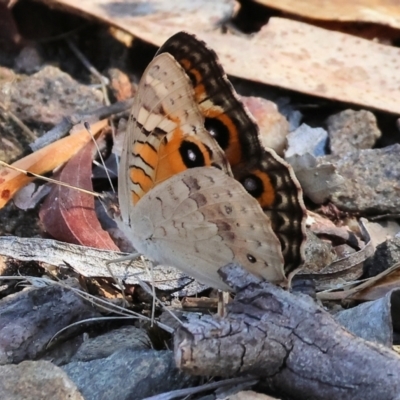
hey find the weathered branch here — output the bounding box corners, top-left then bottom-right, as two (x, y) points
(174, 264), (400, 400)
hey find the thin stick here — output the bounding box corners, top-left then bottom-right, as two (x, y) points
(142, 377), (258, 400)
(66, 39), (111, 106)
(30, 98), (134, 151)
(0, 102), (36, 141)
(0, 160), (103, 198)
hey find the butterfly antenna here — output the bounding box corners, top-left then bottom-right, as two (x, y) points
(0, 160), (103, 198)
(84, 121), (116, 193)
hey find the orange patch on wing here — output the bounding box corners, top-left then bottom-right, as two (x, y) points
(131, 191), (140, 205)
(251, 169), (275, 208)
(156, 131), (213, 183)
(193, 83), (207, 102)
(133, 142), (158, 171)
(129, 142), (159, 204)
(130, 167), (153, 202)
(180, 58), (192, 71)
(180, 59), (207, 102)
(179, 59), (243, 165)
(205, 108), (242, 167)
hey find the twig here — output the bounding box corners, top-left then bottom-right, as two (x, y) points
(0, 101), (36, 141)
(0, 160), (103, 198)
(142, 377), (258, 400)
(30, 98), (134, 151)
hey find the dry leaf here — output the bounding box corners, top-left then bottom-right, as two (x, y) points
(0, 119), (108, 208)
(351, 264), (400, 301)
(39, 0), (236, 35)
(318, 262), (400, 301)
(31, 4), (400, 113)
(39, 140), (118, 251)
(254, 0), (400, 29)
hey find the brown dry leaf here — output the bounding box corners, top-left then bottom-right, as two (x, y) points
(0, 119), (108, 208)
(38, 0), (237, 34)
(31, 0), (400, 113)
(0, 2), (23, 51)
(350, 264), (400, 302)
(306, 219), (374, 292)
(222, 391), (280, 400)
(254, 0), (400, 29)
(319, 262), (400, 301)
(39, 140), (118, 251)
(308, 211), (363, 248)
(192, 19), (400, 114)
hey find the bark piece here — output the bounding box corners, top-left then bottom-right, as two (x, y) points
(0, 236), (206, 296)
(174, 264), (400, 400)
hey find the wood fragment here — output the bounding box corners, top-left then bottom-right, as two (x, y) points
(0, 236), (206, 296)
(174, 263), (400, 400)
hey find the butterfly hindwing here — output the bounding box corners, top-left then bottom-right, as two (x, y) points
(125, 167), (285, 291)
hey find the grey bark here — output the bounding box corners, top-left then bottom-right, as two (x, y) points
(174, 263), (400, 400)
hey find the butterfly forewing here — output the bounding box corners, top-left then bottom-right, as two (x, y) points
(119, 52), (230, 225)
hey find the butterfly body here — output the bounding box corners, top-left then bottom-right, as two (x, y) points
(116, 32), (306, 291)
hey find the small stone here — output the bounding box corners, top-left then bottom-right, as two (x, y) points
(14, 46), (43, 73)
(326, 109), (381, 155)
(6, 65), (103, 126)
(0, 361), (83, 400)
(107, 68), (135, 102)
(63, 349), (197, 400)
(322, 144), (400, 214)
(301, 230), (336, 274)
(71, 326), (151, 362)
(285, 123), (328, 158)
(363, 237), (400, 278)
(241, 96), (289, 155)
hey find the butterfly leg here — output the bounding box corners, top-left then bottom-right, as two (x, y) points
(105, 252), (141, 306)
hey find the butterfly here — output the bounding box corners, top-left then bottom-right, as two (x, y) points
(113, 32), (307, 291)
